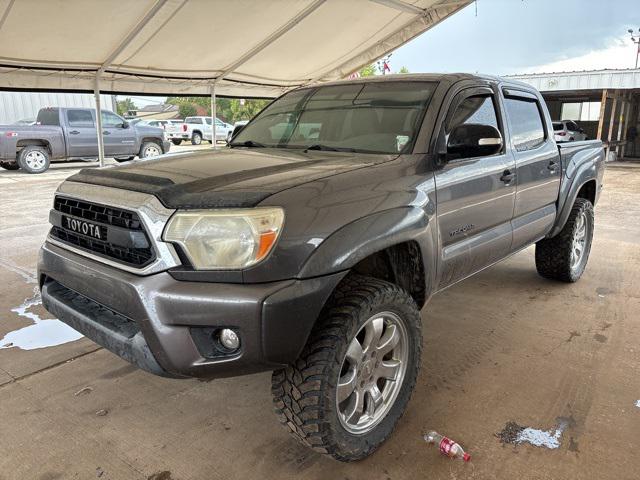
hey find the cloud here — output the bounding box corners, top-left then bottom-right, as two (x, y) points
(511, 38), (639, 74)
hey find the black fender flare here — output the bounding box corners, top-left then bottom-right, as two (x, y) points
(298, 206), (437, 298)
(549, 162), (598, 237)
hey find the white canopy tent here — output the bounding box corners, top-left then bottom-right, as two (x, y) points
(0, 0), (471, 164)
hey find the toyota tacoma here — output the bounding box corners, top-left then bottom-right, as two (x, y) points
(38, 74), (604, 461)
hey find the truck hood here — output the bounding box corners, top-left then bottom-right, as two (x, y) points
(67, 148), (397, 209)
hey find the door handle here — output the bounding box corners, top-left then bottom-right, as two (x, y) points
(69, 130), (80, 135)
(500, 170), (515, 183)
(102, 130), (111, 135)
(547, 161), (559, 171)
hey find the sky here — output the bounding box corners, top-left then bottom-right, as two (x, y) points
(390, 0), (640, 75)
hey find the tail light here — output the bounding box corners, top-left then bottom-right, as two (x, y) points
(182, 124), (187, 132)
(5, 132), (18, 137)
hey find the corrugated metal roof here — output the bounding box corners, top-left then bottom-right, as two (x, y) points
(507, 68), (640, 92)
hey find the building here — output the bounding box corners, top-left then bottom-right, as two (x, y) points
(127, 103), (179, 121)
(508, 68), (640, 159)
(0, 91), (116, 125)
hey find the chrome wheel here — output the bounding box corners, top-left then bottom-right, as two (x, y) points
(336, 311), (408, 435)
(570, 211), (587, 269)
(143, 144), (161, 157)
(24, 150), (46, 170)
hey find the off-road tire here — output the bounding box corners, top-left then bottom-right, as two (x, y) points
(171, 139), (183, 146)
(271, 274), (422, 462)
(191, 132), (202, 145)
(17, 145), (50, 174)
(535, 198), (594, 282)
(0, 161), (19, 170)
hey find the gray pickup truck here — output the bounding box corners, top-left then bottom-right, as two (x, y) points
(0, 107), (170, 173)
(38, 74), (604, 461)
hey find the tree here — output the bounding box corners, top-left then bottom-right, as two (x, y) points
(398, 66), (410, 74)
(116, 97), (136, 116)
(166, 96), (270, 124)
(359, 64), (378, 77)
(178, 103), (197, 118)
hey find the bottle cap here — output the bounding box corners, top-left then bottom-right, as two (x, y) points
(463, 453), (471, 462)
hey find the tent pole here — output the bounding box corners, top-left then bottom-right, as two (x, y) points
(211, 83), (217, 150)
(94, 74), (105, 167)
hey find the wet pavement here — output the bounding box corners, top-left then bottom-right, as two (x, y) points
(1, 160), (639, 479)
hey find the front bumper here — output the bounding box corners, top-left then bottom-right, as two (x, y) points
(38, 242), (345, 379)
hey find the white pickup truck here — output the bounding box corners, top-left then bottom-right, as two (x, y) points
(165, 116), (233, 145)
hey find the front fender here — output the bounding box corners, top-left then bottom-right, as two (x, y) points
(299, 206), (437, 297)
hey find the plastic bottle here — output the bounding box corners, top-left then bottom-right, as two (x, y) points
(424, 431), (471, 462)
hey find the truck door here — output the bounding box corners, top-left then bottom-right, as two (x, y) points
(101, 111), (136, 156)
(65, 109), (97, 158)
(501, 89), (560, 251)
(434, 86), (516, 289)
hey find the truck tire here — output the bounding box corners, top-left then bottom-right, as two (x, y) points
(17, 146), (50, 174)
(0, 161), (19, 170)
(535, 198), (594, 282)
(139, 141), (163, 159)
(171, 139), (182, 146)
(271, 274), (422, 462)
(191, 132), (202, 145)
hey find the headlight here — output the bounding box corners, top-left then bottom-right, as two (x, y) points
(164, 208), (284, 269)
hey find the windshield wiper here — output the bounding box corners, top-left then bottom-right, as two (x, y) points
(304, 144), (355, 153)
(229, 140), (266, 148)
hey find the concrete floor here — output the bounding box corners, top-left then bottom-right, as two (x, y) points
(0, 159), (639, 480)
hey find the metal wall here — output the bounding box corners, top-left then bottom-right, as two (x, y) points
(0, 92), (116, 124)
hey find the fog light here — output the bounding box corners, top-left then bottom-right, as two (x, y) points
(219, 328), (240, 350)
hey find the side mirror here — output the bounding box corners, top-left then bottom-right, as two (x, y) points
(447, 123), (503, 159)
(122, 121), (130, 129)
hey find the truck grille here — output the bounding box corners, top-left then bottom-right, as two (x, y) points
(50, 196), (155, 268)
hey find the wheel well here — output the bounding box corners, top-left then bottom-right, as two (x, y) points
(16, 140), (51, 156)
(351, 241), (426, 308)
(141, 137), (163, 149)
(576, 180), (596, 205)
(192, 130), (202, 137)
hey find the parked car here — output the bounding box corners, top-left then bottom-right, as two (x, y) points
(39, 74), (604, 461)
(553, 120), (587, 142)
(145, 119), (184, 141)
(167, 116), (233, 145)
(0, 107), (170, 173)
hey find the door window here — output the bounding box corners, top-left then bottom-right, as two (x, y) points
(101, 111), (124, 128)
(445, 94), (501, 159)
(504, 97), (546, 151)
(67, 110), (94, 127)
(446, 95), (499, 133)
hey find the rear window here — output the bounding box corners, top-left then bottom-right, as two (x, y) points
(185, 117), (202, 124)
(36, 109), (60, 126)
(66, 109), (94, 127)
(504, 97), (546, 151)
(552, 122), (564, 131)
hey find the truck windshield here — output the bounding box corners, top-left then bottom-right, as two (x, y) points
(231, 81), (437, 154)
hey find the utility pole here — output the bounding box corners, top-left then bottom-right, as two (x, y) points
(628, 29), (640, 69)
